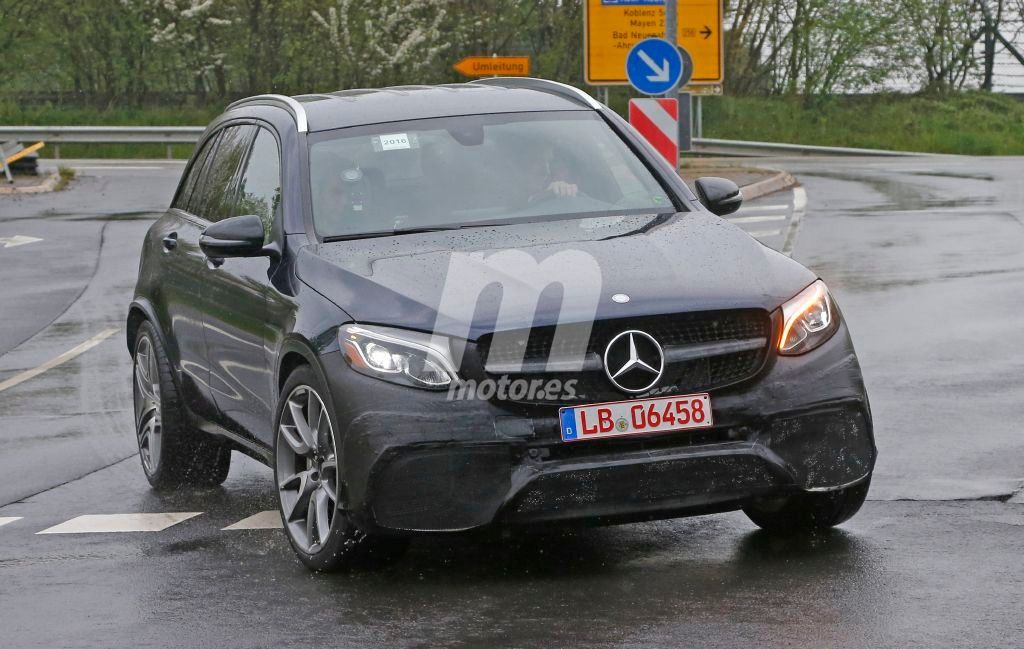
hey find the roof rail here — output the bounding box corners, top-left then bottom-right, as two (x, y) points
(225, 94), (309, 133)
(471, 77), (602, 110)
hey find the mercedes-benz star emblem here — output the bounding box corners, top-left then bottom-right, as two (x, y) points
(603, 330), (665, 393)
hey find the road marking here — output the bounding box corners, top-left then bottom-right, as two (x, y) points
(37, 512), (202, 534)
(0, 236), (43, 249)
(748, 229), (782, 237)
(782, 186), (807, 257)
(223, 511), (282, 530)
(869, 207), (1003, 216)
(728, 214), (787, 224)
(792, 185), (807, 211)
(737, 204), (788, 212)
(0, 327), (121, 394)
(0, 516), (23, 528)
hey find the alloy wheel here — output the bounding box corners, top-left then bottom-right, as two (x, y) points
(276, 385), (339, 554)
(133, 335), (162, 475)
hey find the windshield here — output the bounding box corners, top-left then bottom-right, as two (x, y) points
(307, 111), (676, 239)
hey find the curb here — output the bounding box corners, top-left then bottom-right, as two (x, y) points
(740, 170), (798, 201)
(0, 172), (61, 195)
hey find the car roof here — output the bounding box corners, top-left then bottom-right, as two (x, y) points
(226, 81), (597, 134)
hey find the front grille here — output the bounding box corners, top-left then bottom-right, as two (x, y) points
(477, 309), (771, 404)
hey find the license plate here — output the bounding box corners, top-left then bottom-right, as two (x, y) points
(559, 393), (713, 442)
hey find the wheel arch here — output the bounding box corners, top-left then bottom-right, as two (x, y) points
(275, 334), (332, 397)
(126, 299), (163, 355)
(126, 299), (190, 404)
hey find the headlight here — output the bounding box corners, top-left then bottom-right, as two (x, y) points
(778, 280), (840, 355)
(340, 324), (458, 389)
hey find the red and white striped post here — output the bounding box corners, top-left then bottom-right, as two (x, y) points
(628, 98), (679, 169)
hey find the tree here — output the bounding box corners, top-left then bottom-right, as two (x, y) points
(311, 0), (452, 88)
(724, 0), (782, 95)
(898, 0), (985, 93)
(724, 0), (899, 97)
(0, 0), (34, 60)
(447, 0), (583, 83)
(149, 0), (234, 99)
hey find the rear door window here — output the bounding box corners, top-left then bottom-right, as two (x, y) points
(173, 133), (218, 211)
(189, 124), (256, 222)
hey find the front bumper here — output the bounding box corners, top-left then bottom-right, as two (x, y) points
(322, 321), (875, 534)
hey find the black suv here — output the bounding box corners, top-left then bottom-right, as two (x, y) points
(128, 79), (875, 571)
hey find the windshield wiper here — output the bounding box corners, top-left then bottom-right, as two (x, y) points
(320, 211), (674, 243)
(321, 222), (510, 243)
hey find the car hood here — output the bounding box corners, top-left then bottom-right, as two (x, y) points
(297, 212), (816, 340)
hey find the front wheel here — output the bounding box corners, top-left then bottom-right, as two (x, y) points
(274, 365), (407, 572)
(743, 479), (870, 533)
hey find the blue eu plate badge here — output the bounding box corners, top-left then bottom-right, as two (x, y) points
(559, 407), (578, 441)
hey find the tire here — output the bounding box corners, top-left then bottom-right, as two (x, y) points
(132, 321), (231, 489)
(273, 365), (408, 572)
(743, 478), (870, 534)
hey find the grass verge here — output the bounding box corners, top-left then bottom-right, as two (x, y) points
(700, 92), (1024, 155)
(54, 166), (75, 190)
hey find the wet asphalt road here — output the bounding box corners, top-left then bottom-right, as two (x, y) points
(1, 157), (1023, 648)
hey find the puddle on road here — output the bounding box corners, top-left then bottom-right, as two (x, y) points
(1, 210), (160, 223)
(799, 170), (996, 215)
(69, 211), (161, 222)
(844, 196), (998, 215)
(905, 170), (995, 182)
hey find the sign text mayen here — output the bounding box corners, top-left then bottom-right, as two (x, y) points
(584, 0), (722, 85)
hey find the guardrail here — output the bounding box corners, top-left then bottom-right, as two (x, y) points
(693, 137), (939, 157)
(0, 126), (938, 159)
(0, 126), (205, 159)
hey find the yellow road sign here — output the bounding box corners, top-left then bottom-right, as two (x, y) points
(453, 56), (531, 78)
(584, 0), (723, 86)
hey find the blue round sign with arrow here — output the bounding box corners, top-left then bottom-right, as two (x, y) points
(625, 38), (693, 95)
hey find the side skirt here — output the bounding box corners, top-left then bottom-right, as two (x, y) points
(195, 419), (274, 466)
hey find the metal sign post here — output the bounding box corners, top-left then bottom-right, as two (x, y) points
(664, 0), (694, 154)
(695, 95), (703, 138)
(678, 92), (692, 153)
(665, 0), (678, 95)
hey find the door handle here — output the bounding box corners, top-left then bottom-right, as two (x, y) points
(162, 233), (178, 251)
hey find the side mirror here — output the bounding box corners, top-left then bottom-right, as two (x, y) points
(199, 214), (267, 259)
(694, 177), (743, 217)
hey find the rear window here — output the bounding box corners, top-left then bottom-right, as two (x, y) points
(307, 111), (675, 239)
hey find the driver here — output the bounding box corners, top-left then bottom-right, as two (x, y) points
(524, 144), (579, 203)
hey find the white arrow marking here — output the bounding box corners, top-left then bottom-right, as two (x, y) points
(0, 235), (42, 249)
(638, 50), (671, 83)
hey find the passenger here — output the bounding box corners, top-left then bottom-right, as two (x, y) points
(314, 161), (372, 232)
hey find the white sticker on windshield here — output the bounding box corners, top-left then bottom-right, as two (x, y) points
(378, 133), (411, 150)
